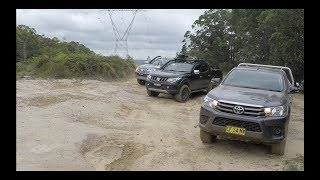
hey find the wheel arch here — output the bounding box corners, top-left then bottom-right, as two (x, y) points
(179, 79), (191, 89)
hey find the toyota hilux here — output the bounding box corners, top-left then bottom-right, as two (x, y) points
(199, 63), (298, 155)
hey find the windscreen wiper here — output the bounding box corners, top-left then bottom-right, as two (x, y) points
(264, 89), (282, 92)
(241, 86), (281, 92)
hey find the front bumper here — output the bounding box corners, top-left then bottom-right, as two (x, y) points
(135, 72), (148, 81)
(199, 105), (289, 144)
(145, 80), (180, 95)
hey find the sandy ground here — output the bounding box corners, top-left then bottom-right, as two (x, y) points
(16, 78), (304, 171)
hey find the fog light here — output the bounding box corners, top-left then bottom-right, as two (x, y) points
(200, 115), (209, 124)
(272, 127), (282, 136)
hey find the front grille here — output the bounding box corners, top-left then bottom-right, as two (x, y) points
(151, 76), (168, 82)
(139, 69), (146, 72)
(137, 69), (148, 75)
(216, 101), (265, 117)
(213, 117), (262, 132)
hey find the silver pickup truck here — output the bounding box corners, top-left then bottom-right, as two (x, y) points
(135, 56), (171, 85)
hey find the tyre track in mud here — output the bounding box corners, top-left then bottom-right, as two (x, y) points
(16, 78), (304, 170)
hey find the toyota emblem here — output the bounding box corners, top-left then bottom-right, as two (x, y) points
(233, 106), (244, 114)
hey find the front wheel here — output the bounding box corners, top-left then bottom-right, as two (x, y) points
(271, 139), (286, 155)
(174, 85), (190, 103)
(147, 89), (160, 97)
(200, 130), (217, 143)
(137, 79), (145, 85)
(206, 83), (214, 93)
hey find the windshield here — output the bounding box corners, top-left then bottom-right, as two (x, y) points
(163, 62), (193, 72)
(223, 69), (284, 92)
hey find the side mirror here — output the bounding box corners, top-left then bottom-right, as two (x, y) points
(211, 78), (221, 86)
(194, 70), (200, 75)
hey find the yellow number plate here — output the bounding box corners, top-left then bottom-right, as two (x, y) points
(225, 126), (246, 136)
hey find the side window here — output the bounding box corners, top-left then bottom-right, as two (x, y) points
(152, 59), (160, 65)
(200, 63), (208, 73)
(194, 64), (200, 71)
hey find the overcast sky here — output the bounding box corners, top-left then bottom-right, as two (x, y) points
(16, 9), (207, 59)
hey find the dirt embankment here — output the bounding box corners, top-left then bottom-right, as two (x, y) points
(16, 78), (304, 170)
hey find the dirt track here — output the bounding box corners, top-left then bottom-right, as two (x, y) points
(16, 78), (304, 170)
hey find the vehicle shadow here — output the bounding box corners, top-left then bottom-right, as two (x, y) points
(156, 91), (207, 102)
(189, 91), (207, 99)
(216, 138), (271, 155)
(199, 137), (272, 157)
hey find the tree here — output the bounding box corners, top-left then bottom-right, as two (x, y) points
(181, 9), (304, 80)
(16, 24), (96, 62)
(16, 25), (41, 61)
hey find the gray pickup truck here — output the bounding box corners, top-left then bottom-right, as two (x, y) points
(199, 63), (298, 155)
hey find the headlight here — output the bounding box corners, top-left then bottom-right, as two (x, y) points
(135, 67), (139, 72)
(264, 106), (287, 117)
(146, 68), (156, 72)
(147, 75), (151, 80)
(203, 96), (218, 108)
(166, 77), (181, 83)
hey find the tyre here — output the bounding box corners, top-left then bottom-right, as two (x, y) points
(147, 89), (160, 97)
(174, 85), (190, 103)
(137, 79), (145, 85)
(200, 130), (217, 143)
(206, 83), (214, 93)
(271, 139), (286, 155)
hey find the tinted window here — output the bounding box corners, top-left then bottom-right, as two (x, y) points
(223, 69), (284, 92)
(194, 64), (200, 71)
(194, 63), (208, 73)
(200, 63), (208, 72)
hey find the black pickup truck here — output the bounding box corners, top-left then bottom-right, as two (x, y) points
(145, 57), (223, 102)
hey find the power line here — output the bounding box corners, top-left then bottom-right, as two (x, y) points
(100, 9), (144, 57)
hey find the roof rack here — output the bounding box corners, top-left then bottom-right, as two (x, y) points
(176, 54), (189, 58)
(238, 63), (295, 86)
(175, 56), (202, 61)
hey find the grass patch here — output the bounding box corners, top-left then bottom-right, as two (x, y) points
(16, 54), (136, 80)
(283, 154), (304, 171)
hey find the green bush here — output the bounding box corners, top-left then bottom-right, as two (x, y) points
(283, 154), (304, 171)
(219, 62), (236, 73)
(16, 53), (136, 80)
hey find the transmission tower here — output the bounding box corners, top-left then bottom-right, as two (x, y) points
(99, 9), (144, 58)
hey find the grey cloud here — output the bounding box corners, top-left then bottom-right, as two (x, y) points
(16, 9), (207, 59)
